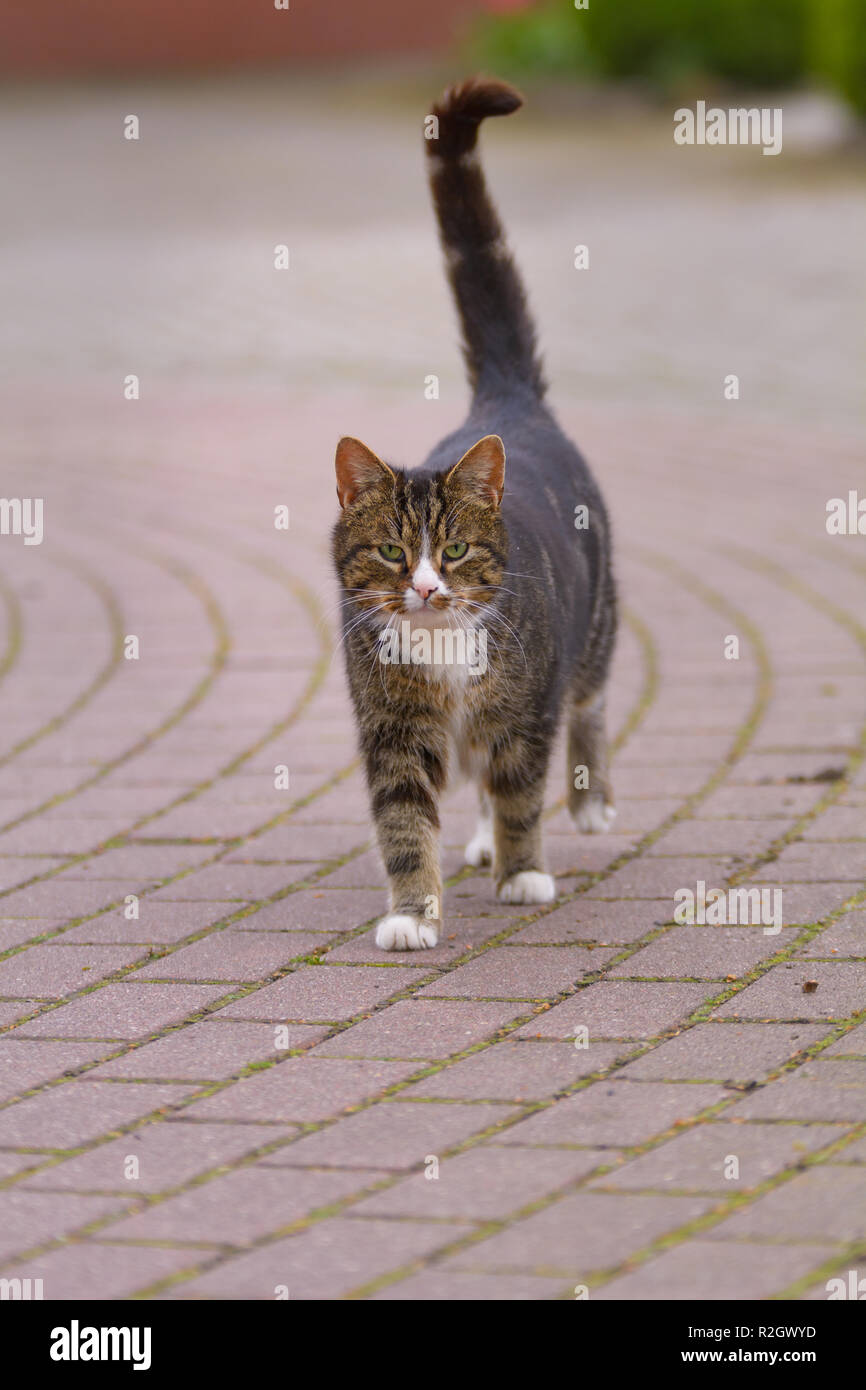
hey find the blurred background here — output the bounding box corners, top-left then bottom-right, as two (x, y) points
(0, 0), (863, 533)
(3, 0), (865, 115)
(0, 0), (862, 431)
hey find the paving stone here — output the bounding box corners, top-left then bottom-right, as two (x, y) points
(448, 1192), (713, 1274)
(624, 729), (741, 760)
(752, 842), (866, 881)
(545, 834), (634, 876)
(591, 1121), (846, 1193)
(0, 879), (149, 920)
(0, 918), (66, 950)
(233, 889), (383, 932)
(291, 791), (369, 827)
(0, 1039), (114, 1103)
(59, 900), (240, 943)
(511, 900), (679, 945)
(148, 863), (318, 901)
(593, 1239), (840, 1300)
(132, 930), (313, 981)
(585, 858), (731, 901)
(610, 798), (684, 833)
(711, 962), (866, 1021)
(823, 1022), (866, 1056)
(317, 851), (386, 889)
(0, 1241), (202, 1300)
(311, 999), (521, 1059)
(514, 981), (709, 1041)
(21, 1120), (294, 1193)
(235, 823), (369, 861)
(825, 1135), (866, 1163)
(725, 1060), (866, 1122)
(0, 1079), (199, 1148)
(618, 1023), (828, 1082)
(730, 752), (852, 786)
(212, 964), (418, 1022)
(0, 820), (121, 855)
(705, 1166), (866, 1243)
(0, 857), (69, 890)
(0, 1151), (45, 1179)
(167, 1216), (465, 1299)
(799, 909), (866, 958)
(0, 944), (144, 997)
(646, 820), (795, 856)
(409, 1038), (626, 1101)
(0, 1189), (131, 1261)
(12, 982), (231, 1039)
(416, 946), (616, 1000)
(490, 1080), (728, 1149)
(58, 844), (214, 880)
(41, 787), (192, 822)
(613, 767), (709, 798)
(610, 928), (798, 981)
(106, 1164), (387, 1245)
(774, 883), (859, 924)
(352, 1146), (608, 1221)
(442, 884), (532, 919)
(801, 1259), (866, 1301)
(184, 1057), (417, 1122)
(372, 1270), (568, 1299)
(0, 1000), (40, 1027)
(132, 803), (270, 840)
(86, 1020), (306, 1080)
(695, 786), (821, 819)
(803, 807), (866, 840)
(261, 1100), (512, 1169)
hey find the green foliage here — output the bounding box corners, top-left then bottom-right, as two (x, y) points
(464, 0), (865, 114)
(581, 0), (808, 87)
(462, 2), (592, 78)
(811, 0), (866, 115)
(579, 0), (700, 83)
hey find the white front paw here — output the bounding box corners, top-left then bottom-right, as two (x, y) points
(571, 799), (617, 834)
(375, 913), (439, 952)
(497, 871), (556, 905)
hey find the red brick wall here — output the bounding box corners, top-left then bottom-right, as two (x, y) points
(0, 0), (489, 76)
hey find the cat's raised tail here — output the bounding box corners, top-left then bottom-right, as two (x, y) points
(426, 77), (546, 403)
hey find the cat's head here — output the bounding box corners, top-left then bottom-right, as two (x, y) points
(331, 434), (507, 630)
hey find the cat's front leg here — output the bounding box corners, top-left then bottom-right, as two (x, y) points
(489, 743), (556, 905)
(361, 719), (446, 952)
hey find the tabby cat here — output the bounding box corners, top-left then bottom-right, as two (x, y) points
(331, 78), (617, 951)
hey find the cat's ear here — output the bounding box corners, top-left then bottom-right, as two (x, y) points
(335, 437), (395, 508)
(445, 434), (505, 506)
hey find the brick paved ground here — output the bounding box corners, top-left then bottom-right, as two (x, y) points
(0, 72), (863, 1300)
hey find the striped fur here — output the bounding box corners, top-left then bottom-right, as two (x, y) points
(332, 79), (618, 951)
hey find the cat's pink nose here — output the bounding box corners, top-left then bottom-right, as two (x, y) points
(414, 578), (439, 601)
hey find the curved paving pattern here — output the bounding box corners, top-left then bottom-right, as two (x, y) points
(0, 76), (863, 1301)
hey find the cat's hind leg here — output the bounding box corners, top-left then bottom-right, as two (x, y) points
(567, 688), (616, 833)
(464, 787), (494, 867)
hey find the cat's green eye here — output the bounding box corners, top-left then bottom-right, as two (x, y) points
(443, 542), (468, 560)
(378, 543), (404, 562)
